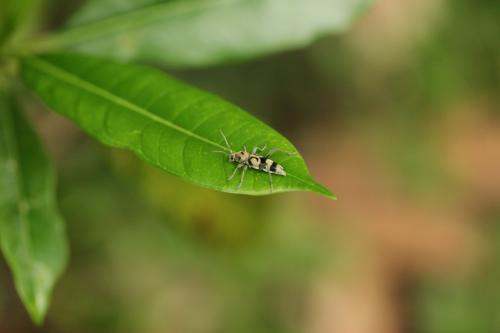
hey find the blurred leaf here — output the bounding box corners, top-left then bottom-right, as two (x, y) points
(0, 0), (44, 46)
(20, 53), (333, 198)
(0, 90), (68, 324)
(37, 0), (371, 67)
(69, 0), (171, 25)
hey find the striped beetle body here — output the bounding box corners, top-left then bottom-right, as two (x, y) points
(214, 130), (294, 192)
(237, 152), (286, 176)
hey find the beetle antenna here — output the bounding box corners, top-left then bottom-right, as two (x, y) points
(220, 129), (232, 150)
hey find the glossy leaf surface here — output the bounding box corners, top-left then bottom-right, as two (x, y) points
(20, 53), (334, 198)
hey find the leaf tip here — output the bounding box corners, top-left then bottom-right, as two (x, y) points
(23, 295), (49, 326)
(311, 182), (336, 200)
(322, 190), (337, 201)
(16, 263), (62, 326)
(328, 192), (338, 201)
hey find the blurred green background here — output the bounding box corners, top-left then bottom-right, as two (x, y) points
(1, 0), (499, 332)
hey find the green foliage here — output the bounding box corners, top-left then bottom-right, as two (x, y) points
(0, 92), (68, 324)
(0, 0), (370, 324)
(414, 0), (500, 105)
(34, 0), (371, 67)
(416, 215), (500, 333)
(20, 53), (332, 197)
(0, 0), (43, 46)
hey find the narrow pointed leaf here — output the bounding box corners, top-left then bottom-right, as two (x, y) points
(20, 53), (334, 198)
(37, 0), (372, 68)
(0, 91), (68, 324)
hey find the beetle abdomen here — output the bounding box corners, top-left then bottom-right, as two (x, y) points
(255, 156), (285, 175)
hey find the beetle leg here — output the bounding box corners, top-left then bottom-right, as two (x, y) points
(237, 165), (248, 191)
(266, 148), (296, 158)
(228, 164), (242, 181)
(251, 144), (267, 155)
(268, 172), (273, 193)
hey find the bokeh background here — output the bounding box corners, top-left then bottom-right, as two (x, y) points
(1, 0), (499, 332)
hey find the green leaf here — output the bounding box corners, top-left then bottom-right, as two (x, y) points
(35, 0), (372, 67)
(69, 0), (171, 26)
(20, 53), (334, 198)
(0, 0), (44, 47)
(0, 90), (68, 324)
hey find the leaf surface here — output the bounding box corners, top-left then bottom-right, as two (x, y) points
(20, 53), (334, 198)
(0, 91), (68, 324)
(39, 0), (371, 67)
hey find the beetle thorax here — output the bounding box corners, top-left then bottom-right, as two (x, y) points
(230, 151), (249, 163)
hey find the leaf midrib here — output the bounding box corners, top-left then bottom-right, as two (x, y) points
(25, 57), (329, 194)
(26, 57), (228, 150)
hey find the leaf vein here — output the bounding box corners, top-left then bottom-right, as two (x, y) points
(27, 57), (228, 151)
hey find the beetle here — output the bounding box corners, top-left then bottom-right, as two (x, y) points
(213, 130), (294, 192)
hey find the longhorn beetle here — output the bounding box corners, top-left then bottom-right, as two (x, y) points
(213, 129), (295, 193)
